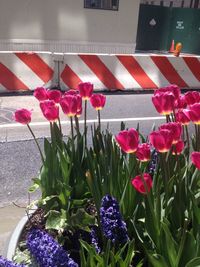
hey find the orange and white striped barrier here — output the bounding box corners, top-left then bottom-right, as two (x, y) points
(60, 54), (200, 90)
(1, 52), (200, 92)
(0, 52), (54, 93)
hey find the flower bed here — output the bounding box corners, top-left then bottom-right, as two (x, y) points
(1, 84), (200, 266)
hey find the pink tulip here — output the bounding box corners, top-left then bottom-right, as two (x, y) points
(172, 140), (184, 155)
(152, 92), (175, 115)
(184, 91), (200, 106)
(90, 94), (106, 110)
(47, 90), (62, 103)
(159, 122), (182, 144)
(154, 84), (180, 100)
(191, 152), (200, 170)
(175, 95), (187, 109)
(64, 89), (79, 95)
(175, 110), (190, 125)
(149, 129), (173, 153)
(187, 103), (200, 124)
(116, 128), (139, 153)
(40, 100), (59, 121)
(136, 143), (151, 162)
(60, 95), (78, 117)
(78, 82), (93, 100)
(34, 87), (48, 101)
(14, 108), (32, 125)
(131, 173), (152, 194)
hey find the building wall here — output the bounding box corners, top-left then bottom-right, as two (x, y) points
(0, 0), (140, 53)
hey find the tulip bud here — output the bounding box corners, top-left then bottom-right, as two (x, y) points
(34, 87), (48, 101)
(60, 95), (78, 117)
(90, 94), (106, 110)
(152, 92), (175, 115)
(136, 143), (151, 162)
(172, 140), (184, 155)
(191, 152), (200, 170)
(188, 103), (200, 125)
(47, 90), (62, 103)
(149, 129), (173, 153)
(78, 82), (93, 100)
(40, 100), (59, 122)
(159, 122), (182, 144)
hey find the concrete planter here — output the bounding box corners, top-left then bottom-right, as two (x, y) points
(5, 213), (29, 261)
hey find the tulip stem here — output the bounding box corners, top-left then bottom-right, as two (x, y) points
(27, 124), (44, 164)
(84, 100), (87, 147)
(75, 115), (80, 136)
(58, 117), (62, 136)
(195, 125), (198, 151)
(185, 125), (190, 157)
(70, 117), (74, 140)
(98, 110), (101, 132)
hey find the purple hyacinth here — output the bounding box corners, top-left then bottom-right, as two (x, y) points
(90, 226), (101, 253)
(27, 228), (78, 267)
(148, 149), (158, 177)
(100, 195), (129, 244)
(0, 255), (25, 267)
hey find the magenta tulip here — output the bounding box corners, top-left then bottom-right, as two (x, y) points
(34, 87), (48, 101)
(116, 128), (139, 153)
(188, 103), (200, 124)
(131, 173), (152, 194)
(152, 92), (175, 115)
(60, 95), (78, 117)
(136, 143), (151, 162)
(191, 152), (200, 170)
(90, 94), (106, 110)
(47, 90), (62, 103)
(175, 110), (190, 125)
(159, 122), (182, 144)
(40, 100), (59, 121)
(184, 91), (200, 106)
(149, 129), (173, 153)
(78, 82), (93, 100)
(172, 140), (184, 155)
(14, 108), (32, 125)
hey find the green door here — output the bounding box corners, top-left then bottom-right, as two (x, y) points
(136, 4), (171, 51)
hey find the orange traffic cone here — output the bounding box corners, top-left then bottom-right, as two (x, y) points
(174, 42), (182, 57)
(169, 40), (175, 53)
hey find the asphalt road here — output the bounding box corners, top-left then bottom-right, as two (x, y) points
(0, 93), (165, 207)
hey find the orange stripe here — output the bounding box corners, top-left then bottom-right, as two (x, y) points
(117, 55), (157, 89)
(151, 56), (188, 88)
(79, 55), (124, 90)
(183, 57), (200, 82)
(61, 65), (82, 89)
(0, 63), (29, 91)
(15, 53), (54, 83)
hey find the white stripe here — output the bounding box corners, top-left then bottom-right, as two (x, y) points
(0, 83), (8, 93)
(168, 57), (200, 88)
(0, 116), (165, 129)
(135, 56), (170, 88)
(63, 55), (105, 89)
(99, 55), (141, 89)
(0, 54), (44, 88)
(36, 53), (54, 68)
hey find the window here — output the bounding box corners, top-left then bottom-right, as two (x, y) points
(84, 0), (119, 10)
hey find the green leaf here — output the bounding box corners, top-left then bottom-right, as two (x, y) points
(185, 257), (200, 267)
(28, 178), (40, 193)
(69, 208), (95, 228)
(45, 210), (66, 230)
(148, 253), (169, 267)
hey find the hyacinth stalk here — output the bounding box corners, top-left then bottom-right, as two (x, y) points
(0, 256), (25, 267)
(27, 228), (78, 267)
(100, 195), (129, 245)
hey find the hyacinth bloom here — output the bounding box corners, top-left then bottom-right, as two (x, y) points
(60, 95), (79, 117)
(100, 195), (129, 244)
(27, 228), (78, 267)
(148, 149), (158, 177)
(184, 91), (200, 106)
(159, 122), (182, 144)
(14, 108), (32, 125)
(149, 129), (174, 153)
(131, 173), (153, 194)
(115, 128), (139, 153)
(34, 87), (48, 101)
(90, 94), (106, 110)
(187, 103), (200, 124)
(0, 255), (25, 267)
(47, 89), (62, 103)
(136, 143), (151, 162)
(78, 82), (93, 100)
(152, 92), (175, 115)
(40, 100), (59, 122)
(172, 140), (184, 155)
(176, 110), (190, 125)
(191, 152), (200, 170)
